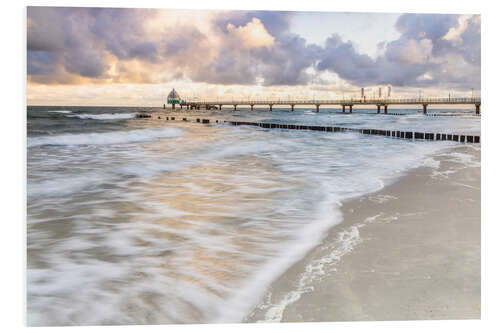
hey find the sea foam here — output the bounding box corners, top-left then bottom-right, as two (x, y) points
(47, 110), (72, 114)
(70, 113), (135, 120)
(28, 127), (183, 147)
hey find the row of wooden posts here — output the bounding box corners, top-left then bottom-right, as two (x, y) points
(141, 114), (480, 143)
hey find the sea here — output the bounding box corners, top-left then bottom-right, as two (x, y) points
(27, 105), (480, 325)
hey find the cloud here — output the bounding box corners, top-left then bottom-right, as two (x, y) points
(214, 10), (292, 38)
(450, 15), (481, 66)
(385, 38), (433, 64)
(88, 8), (160, 62)
(256, 34), (322, 86)
(63, 49), (109, 79)
(163, 26), (208, 57)
(193, 11), (320, 86)
(395, 13), (459, 43)
(316, 14), (480, 89)
(27, 51), (58, 76)
(226, 18), (275, 48)
(27, 8), (480, 92)
(28, 7), (115, 82)
(27, 7), (219, 85)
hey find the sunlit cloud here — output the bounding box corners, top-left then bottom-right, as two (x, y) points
(227, 18), (275, 48)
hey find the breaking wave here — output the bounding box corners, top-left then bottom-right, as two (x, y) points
(70, 113), (135, 120)
(47, 110), (72, 114)
(28, 127), (184, 147)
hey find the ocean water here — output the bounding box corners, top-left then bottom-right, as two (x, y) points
(27, 106), (480, 325)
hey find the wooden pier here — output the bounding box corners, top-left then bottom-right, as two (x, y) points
(178, 97), (481, 115)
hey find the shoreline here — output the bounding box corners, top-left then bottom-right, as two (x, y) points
(246, 144), (480, 322)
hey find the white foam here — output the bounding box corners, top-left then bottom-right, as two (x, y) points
(368, 194), (398, 204)
(213, 187), (344, 323)
(28, 174), (101, 198)
(116, 138), (285, 177)
(27, 127), (183, 147)
(431, 148), (480, 179)
(261, 223), (363, 323)
(446, 151), (481, 168)
(70, 113), (135, 120)
(47, 110), (72, 114)
(257, 213), (401, 322)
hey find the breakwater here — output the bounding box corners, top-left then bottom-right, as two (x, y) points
(142, 114), (481, 143)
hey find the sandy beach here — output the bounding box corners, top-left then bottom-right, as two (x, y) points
(247, 144), (480, 322)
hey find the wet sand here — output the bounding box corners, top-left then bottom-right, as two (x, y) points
(247, 145), (480, 322)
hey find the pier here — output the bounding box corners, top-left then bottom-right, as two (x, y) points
(179, 97), (481, 115)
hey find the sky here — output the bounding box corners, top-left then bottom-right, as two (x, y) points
(26, 7), (481, 106)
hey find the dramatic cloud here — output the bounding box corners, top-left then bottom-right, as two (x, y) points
(226, 18), (275, 48)
(28, 7), (115, 83)
(27, 8), (480, 92)
(27, 7), (213, 84)
(199, 10), (321, 86)
(385, 38), (433, 64)
(316, 14), (480, 89)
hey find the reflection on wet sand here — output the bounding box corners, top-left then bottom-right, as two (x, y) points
(137, 155), (303, 321)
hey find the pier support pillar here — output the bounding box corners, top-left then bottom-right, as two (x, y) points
(316, 104), (320, 112)
(423, 104), (428, 115)
(291, 105), (294, 112)
(269, 105), (273, 112)
(219, 105), (222, 110)
(377, 105), (380, 114)
(349, 105), (353, 113)
(233, 105), (237, 111)
(251, 104), (254, 111)
(476, 103), (481, 115)
(163, 104), (166, 109)
(342, 105), (345, 113)
(172, 103), (175, 110)
(384, 105), (388, 114)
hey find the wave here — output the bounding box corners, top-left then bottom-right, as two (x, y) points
(28, 127), (184, 147)
(214, 185), (344, 323)
(70, 113), (135, 120)
(115, 136), (288, 177)
(47, 110), (72, 114)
